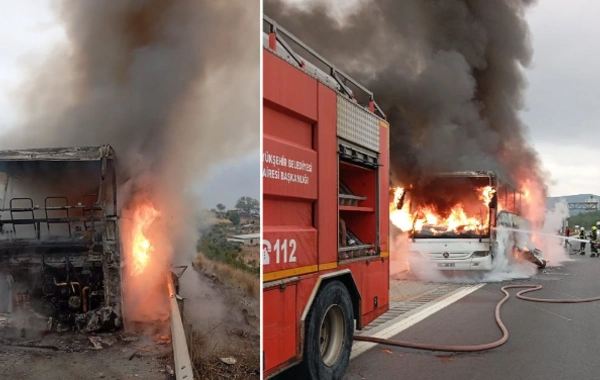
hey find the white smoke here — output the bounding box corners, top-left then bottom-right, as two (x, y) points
(394, 201), (572, 283)
(481, 228), (537, 282)
(538, 199), (571, 265)
(389, 232), (409, 276)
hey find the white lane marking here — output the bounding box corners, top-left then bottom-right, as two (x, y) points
(527, 304), (572, 322)
(351, 283), (485, 359)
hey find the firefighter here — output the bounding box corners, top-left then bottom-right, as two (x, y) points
(591, 226), (599, 257)
(564, 226), (571, 249)
(579, 226), (587, 254)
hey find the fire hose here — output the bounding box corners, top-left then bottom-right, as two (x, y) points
(354, 284), (600, 352)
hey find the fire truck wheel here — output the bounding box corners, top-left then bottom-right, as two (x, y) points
(303, 280), (353, 380)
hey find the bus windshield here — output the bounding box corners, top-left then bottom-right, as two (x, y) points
(408, 176), (493, 239)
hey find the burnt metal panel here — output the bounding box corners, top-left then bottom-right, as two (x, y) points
(0, 273), (12, 313)
(0, 145), (114, 162)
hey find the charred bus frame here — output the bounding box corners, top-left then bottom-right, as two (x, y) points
(0, 145), (122, 331)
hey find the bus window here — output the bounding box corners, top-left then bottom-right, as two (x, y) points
(506, 191), (516, 213)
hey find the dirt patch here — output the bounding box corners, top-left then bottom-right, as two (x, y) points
(180, 256), (259, 379)
(0, 330), (172, 380)
(190, 330), (259, 379)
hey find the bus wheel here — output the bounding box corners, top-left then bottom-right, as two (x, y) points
(303, 280), (353, 380)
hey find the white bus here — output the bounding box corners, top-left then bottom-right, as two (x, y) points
(391, 171), (546, 272)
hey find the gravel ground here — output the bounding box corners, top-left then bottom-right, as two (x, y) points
(0, 329), (173, 380)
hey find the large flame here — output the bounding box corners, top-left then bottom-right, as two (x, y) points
(390, 185), (495, 235)
(130, 202), (160, 276)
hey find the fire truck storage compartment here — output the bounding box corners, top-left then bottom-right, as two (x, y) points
(336, 91), (381, 262)
(338, 160), (377, 260)
(263, 282), (298, 371)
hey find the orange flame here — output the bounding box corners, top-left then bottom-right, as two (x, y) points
(130, 202), (160, 276)
(479, 185), (495, 206)
(390, 185), (494, 235)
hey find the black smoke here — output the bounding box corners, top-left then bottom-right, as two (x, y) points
(265, 0), (546, 202)
(4, 0), (259, 209)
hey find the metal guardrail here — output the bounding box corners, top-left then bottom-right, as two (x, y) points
(167, 274), (194, 380)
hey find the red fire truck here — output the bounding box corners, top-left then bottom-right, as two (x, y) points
(262, 16), (390, 380)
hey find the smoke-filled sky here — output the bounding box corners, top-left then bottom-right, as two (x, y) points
(264, 0), (599, 198)
(0, 0), (259, 210)
(0, 1), (598, 200)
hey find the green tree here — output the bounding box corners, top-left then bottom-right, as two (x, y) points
(235, 196), (260, 217)
(568, 211), (600, 229)
(228, 210), (241, 226)
(216, 203), (226, 212)
(196, 224), (258, 276)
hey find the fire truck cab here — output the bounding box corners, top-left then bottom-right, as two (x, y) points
(262, 16), (390, 380)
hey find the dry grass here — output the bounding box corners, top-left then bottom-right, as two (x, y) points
(193, 253), (260, 299)
(188, 327), (259, 380)
(240, 246), (259, 265)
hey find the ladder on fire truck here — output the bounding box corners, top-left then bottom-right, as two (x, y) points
(264, 15), (386, 119)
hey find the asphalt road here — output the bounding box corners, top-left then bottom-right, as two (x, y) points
(344, 257), (600, 380)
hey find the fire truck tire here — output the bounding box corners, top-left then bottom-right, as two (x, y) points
(302, 280), (353, 380)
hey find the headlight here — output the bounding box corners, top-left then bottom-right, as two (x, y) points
(472, 250), (491, 257)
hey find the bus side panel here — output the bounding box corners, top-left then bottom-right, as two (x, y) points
(263, 284), (298, 373)
(316, 82), (338, 268)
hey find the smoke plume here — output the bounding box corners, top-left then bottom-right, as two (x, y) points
(2, 0), (259, 325)
(266, 0), (547, 222)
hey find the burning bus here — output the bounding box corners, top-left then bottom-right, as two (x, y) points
(0, 145), (122, 332)
(390, 171), (546, 272)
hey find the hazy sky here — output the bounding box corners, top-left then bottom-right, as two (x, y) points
(0, 1), (259, 210)
(0, 1), (597, 202)
(523, 0), (600, 197)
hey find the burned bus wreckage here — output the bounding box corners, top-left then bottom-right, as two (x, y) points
(0, 145), (122, 333)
